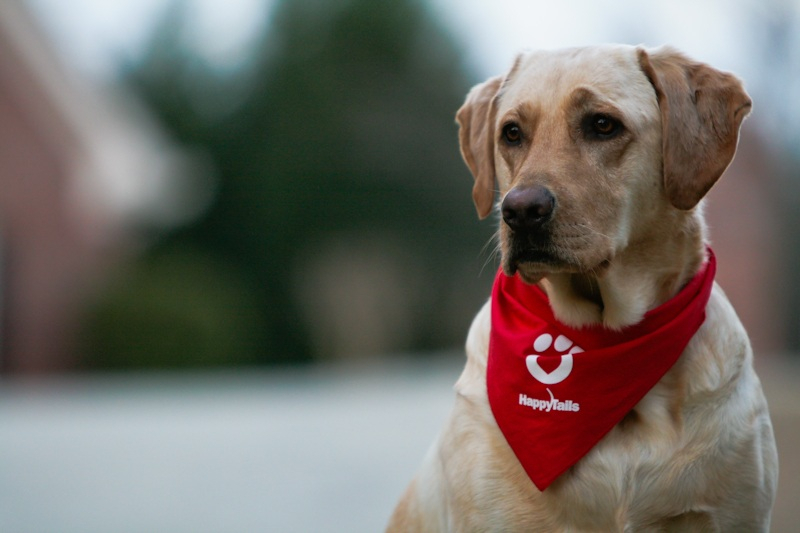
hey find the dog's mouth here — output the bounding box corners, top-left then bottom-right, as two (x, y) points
(505, 248), (611, 284)
(501, 234), (572, 282)
(501, 229), (611, 283)
(499, 211), (618, 283)
(505, 248), (560, 274)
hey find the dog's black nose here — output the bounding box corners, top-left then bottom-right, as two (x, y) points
(501, 186), (555, 232)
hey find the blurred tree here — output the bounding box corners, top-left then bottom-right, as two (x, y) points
(80, 0), (495, 368)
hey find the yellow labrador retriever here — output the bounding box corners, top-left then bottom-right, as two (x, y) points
(387, 45), (777, 532)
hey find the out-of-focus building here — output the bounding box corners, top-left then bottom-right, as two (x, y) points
(704, 126), (789, 357)
(0, 1), (182, 373)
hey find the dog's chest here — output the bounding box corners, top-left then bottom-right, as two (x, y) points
(472, 380), (701, 531)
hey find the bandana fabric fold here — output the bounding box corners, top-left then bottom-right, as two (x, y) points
(487, 250), (716, 491)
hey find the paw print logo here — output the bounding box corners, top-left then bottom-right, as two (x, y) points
(525, 333), (584, 385)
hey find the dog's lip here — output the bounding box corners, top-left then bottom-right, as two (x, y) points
(505, 250), (613, 280)
(504, 249), (561, 275)
(504, 246), (612, 276)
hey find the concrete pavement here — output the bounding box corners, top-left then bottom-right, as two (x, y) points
(0, 354), (796, 532)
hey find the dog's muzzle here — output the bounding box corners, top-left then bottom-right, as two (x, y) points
(501, 186), (559, 274)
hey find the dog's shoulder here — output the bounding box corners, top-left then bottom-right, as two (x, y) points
(454, 299), (492, 403)
(682, 282), (753, 399)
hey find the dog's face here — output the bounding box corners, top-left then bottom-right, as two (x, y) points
(492, 47), (663, 282)
(457, 45), (751, 284)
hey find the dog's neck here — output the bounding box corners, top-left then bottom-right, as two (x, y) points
(539, 211), (708, 331)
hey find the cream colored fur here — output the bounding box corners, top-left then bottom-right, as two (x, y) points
(387, 45), (777, 532)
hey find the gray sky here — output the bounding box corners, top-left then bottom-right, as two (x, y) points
(23, 0), (800, 149)
(24, 0), (758, 78)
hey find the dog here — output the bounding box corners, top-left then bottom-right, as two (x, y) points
(386, 45), (777, 532)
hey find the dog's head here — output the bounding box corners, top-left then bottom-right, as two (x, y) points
(457, 45), (751, 284)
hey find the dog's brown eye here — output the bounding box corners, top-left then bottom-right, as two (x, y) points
(502, 123), (522, 146)
(589, 115), (621, 138)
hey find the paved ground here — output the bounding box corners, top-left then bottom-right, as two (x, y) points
(0, 354), (796, 533)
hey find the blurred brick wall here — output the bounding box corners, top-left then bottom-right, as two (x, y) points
(704, 126), (787, 356)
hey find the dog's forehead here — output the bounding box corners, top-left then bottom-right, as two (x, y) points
(497, 46), (655, 117)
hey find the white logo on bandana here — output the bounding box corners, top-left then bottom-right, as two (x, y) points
(525, 333), (583, 385)
(519, 388), (580, 412)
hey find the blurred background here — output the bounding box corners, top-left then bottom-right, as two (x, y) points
(0, 0), (798, 531)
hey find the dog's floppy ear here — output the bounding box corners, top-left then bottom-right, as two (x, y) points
(638, 47), (752, 210)
(456, 76), (503, 219)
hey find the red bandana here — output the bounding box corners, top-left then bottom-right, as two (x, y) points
(487, 250), (716, 491)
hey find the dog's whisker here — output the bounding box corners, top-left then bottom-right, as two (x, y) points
(478, 232), (502, 276)
(568, 222), (614, 242)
